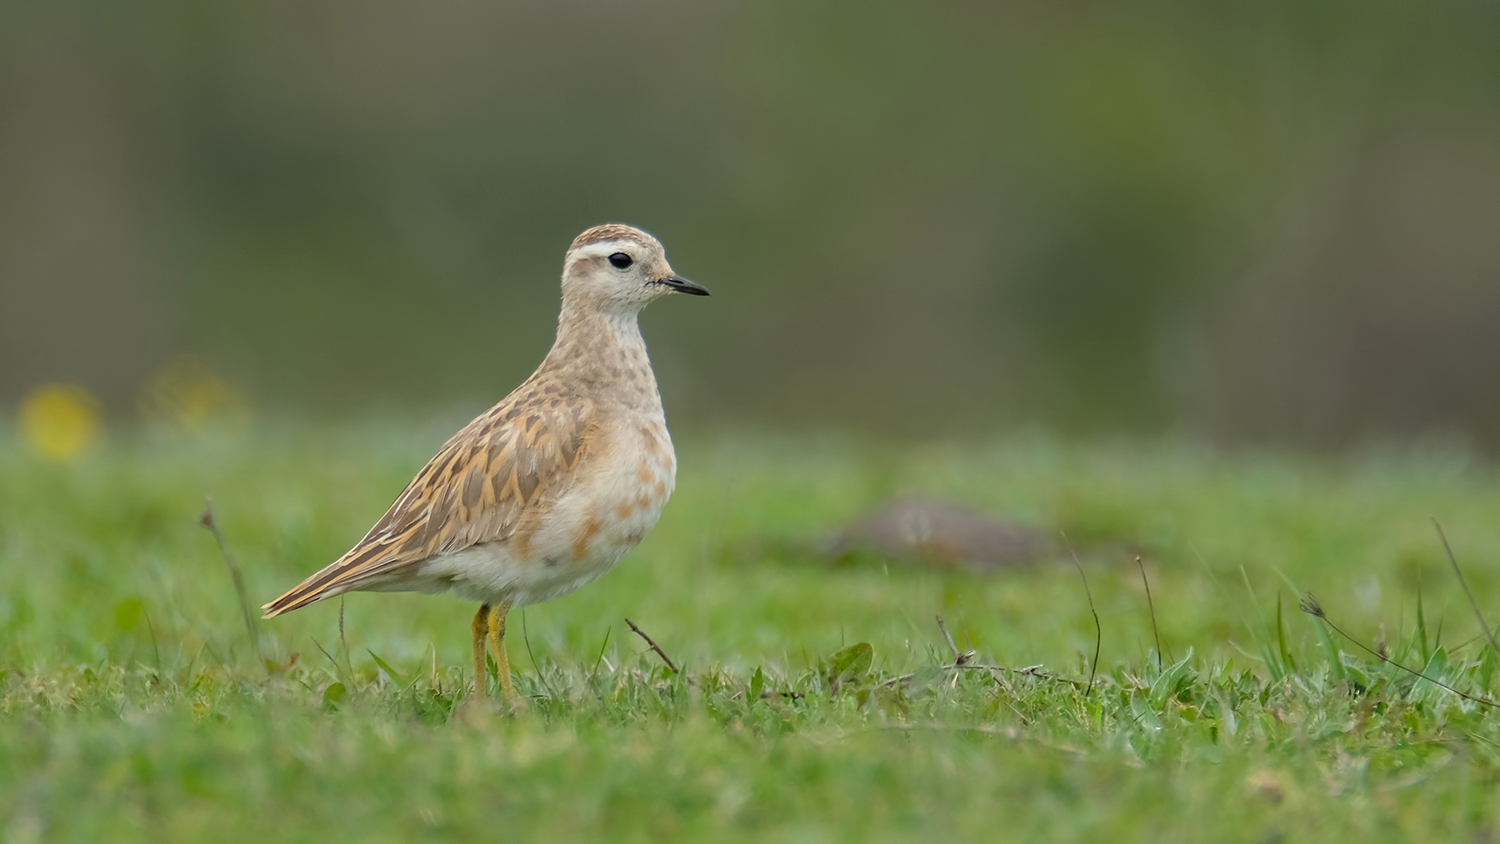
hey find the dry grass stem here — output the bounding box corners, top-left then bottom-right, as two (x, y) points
(1433, 519), (1500, 662)
(1062, 532), (1101, 695)
(198, 499), (264, 666)
(625, 618), (679, 674)
(1136, 555), (1168, 669)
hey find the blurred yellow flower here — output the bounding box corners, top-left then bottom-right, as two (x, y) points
(19, 383), (103, 460)
(139, 356), (250, 434)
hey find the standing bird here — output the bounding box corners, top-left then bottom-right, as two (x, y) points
(262, 224), (708, 707)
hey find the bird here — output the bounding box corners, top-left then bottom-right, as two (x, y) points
(262, 224), (708, 707)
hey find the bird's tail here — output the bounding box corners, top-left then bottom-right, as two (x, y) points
(261, 562), (352, 618)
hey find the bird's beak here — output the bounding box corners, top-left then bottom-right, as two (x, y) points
(658, 274), (710, 296)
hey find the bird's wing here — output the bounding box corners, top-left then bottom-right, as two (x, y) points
(262, 388), (599, 616)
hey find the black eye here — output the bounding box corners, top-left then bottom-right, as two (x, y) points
(608, 252), (633, 269)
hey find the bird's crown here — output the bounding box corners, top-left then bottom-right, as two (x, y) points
(569, 224), (662, 255)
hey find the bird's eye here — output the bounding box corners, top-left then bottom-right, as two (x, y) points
(608, 252), (633, 269)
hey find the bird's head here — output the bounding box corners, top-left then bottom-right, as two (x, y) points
(560, 224), (708, 313)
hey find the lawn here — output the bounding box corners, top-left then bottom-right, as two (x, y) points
(4, 423), (1500, 842)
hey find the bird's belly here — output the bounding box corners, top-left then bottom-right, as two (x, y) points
(427, 422), (676, 607)
(427, 541), (631, 608)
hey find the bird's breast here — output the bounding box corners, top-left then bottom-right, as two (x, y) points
(572, 415), (675, 558)
(462, 413), (674, 607)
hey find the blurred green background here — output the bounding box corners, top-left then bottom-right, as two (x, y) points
(3, 0), (1499, 443)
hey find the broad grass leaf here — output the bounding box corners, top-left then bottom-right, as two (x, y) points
(368, 650), (411, 688)
(1129, 692), (1163, 733)
(828, 642), (873, 690)
(1149, 652), (1195, 707)
(322, 682), (347, 710)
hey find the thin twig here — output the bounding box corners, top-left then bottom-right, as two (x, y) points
(935, 616), (975, 666)
(978, 662), (1087, 687)
(757, 690), (806, 701)
(1136, 555), (1167, 669)
(198, 499), (264, 665)
(880, 661), (1087, 690)
(338, 596), (354, 677)
(1062, 532), (1100, 695)
(625, 617), (679, 674)
(1434, 519), (1500, 662)
(1299, 594), (1499, 709)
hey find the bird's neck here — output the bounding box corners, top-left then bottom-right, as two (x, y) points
(541, 303), (662, 413)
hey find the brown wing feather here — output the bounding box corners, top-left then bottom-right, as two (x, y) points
(262, 386), (597, 617)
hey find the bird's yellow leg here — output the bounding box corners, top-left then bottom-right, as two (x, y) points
(488, 601), (527, 709)
(472, 603), (492, 696)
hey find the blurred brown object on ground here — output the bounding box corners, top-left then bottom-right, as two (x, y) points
(822, 499), (1049, 572)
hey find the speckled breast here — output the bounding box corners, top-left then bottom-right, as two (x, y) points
(578, 416), (676, 563)
(495, 414), (675, 607)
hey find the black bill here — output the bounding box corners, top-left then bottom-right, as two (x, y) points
(658, 274), (710, 296)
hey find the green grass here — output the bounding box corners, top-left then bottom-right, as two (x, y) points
(5, 424), (1500, 842)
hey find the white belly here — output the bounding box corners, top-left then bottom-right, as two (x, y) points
(416, 416), (676, 607)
